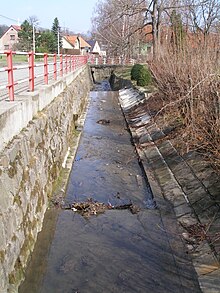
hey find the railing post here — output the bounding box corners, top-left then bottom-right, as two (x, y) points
(28, 51), (34, 91)
(76, 56), (78, 70)
(69, 55), (71, 72)
(53, 54), (57, 80)
(6, 50), (15, 101)
(71, 55), (74, 71)
(72, 56), (75, 71)
(60, 54), (63, 77)
(44, 53), (48, 84)
(65, 55), (68, 74)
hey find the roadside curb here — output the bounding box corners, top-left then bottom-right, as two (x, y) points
(118, 88), (220, 293)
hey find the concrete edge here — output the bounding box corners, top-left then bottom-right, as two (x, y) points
(0, 65), (88, 153)
(118, 88), (220, 293)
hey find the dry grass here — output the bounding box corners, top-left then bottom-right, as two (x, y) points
(148, 45), (220, 171)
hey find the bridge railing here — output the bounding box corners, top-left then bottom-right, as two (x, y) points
(88, 55), (135, 66)
(0, 50), (88, 102)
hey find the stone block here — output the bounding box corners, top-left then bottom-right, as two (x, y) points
(0, 266), (7, 293)
(0, 217), (6, 249)
(0, 155), (9, 168)
(1, 172), (19, 199)
(5, 139), (21, 163)
(0, 179), (14, 211)
(174, 203), (192, 218)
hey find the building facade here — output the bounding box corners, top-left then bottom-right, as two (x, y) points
(0, 25), (21, 51)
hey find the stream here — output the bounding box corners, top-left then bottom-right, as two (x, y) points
(19, 80), (201, 293)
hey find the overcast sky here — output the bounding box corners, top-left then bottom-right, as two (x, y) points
(0, 0), (98, 33)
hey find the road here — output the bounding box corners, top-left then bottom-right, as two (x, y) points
(19, 81), (201, 293)
(0, 62), (55, 101)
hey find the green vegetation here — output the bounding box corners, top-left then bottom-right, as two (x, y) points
(131, 64), (152, 86)
(131, 64), (143, 80)
(15, 17), (61, 54)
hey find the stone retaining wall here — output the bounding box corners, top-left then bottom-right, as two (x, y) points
(0, 66), (92, 292)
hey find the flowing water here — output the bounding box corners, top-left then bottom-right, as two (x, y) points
(19, 81), (201, 293)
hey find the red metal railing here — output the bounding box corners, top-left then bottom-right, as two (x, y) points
(0, 51), (134, 102)
(87, 55), (135, 66)
(0, 50), (88, 102)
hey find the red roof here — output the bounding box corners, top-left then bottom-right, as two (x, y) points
(11, 25), (21, 31)
(65, 35), (78, 46)
(64, 35), (91, 48)
(78, 36), (91, 48)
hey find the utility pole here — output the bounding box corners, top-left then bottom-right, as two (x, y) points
(33, 24), (35, 54)
(57, 27), (60, 55)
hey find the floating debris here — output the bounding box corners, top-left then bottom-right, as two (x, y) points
(181, 223), (207, 243)
(64, 198), (140, 217)
(97, 119), (110, 125)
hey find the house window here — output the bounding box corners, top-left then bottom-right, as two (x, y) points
(4, 45), (9, 50)
(10, 35), (15, 40)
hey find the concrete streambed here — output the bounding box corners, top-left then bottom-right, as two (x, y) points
(19, 81), (201, 293)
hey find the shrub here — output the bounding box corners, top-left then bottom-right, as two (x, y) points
(131, 64), (152, 86)
(131, 64), (143, 80)
(136, 66), (152, 86)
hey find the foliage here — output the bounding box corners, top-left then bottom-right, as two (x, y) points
(16, 18), (59, 53)
(136, 66), (152, 86)
(17, 20), (33, 51)
(51, 17), (62, 52)
(131, 64), (143, 80)
(38, 30), (56, 53)
(131, 64), (152, 86)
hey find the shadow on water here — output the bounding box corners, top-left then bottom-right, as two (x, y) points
(19, 80), (201, 293)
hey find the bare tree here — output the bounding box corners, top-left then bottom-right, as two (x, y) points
(92, 0), (220, 59)
(186, 0), (220, 35)
(92, 0), (146, 59)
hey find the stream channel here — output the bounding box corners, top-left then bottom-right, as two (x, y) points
(19, 80), (201, 293)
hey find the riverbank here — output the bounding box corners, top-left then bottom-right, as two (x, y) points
(118, 84), (220, 293)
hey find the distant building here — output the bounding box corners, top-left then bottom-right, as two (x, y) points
(87, 40), (101, 54)
(87, 40), (107, 56)
(62, 35), (91, 55)
(0, 25), (21, 51)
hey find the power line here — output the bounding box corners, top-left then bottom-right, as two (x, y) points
(0, 14), (19, 24)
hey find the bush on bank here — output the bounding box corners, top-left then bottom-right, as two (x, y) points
(131, 64), (152, 86)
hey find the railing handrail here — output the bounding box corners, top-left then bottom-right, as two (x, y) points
(0, 50), (88, 102)
(0, 51), (135, 102)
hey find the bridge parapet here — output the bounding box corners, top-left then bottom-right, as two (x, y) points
(0, 65), (87, 153)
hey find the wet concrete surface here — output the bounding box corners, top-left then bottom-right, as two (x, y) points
(19, 81), (201, 293)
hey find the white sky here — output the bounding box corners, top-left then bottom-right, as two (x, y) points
(0, 0), (98, 33)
